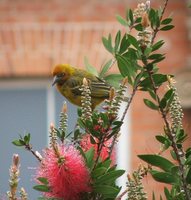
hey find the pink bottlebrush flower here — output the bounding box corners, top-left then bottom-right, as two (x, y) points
(36, 145), (91, 200)
(81, 134), (115, 163)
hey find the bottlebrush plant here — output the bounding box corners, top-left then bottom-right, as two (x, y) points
(8, 0), (191, 199)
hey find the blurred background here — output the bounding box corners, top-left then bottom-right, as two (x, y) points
(0, 0), (190, 199)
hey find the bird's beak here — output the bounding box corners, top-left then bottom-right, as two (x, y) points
(52, 76), (61, 86)
(52, 76), (57, 86)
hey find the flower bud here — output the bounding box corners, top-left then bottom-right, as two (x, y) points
(83, 77), (88, 86)
(109, 87), (115, 101)
(141, 12), (150, 28)
(13, 154), (19, 168)
(62, 102), (67, 113)
(50, 122), (55, 132)
(122, 77), (128, 86)
(145, 1), (150, 10)
(127, 174), (131, 181)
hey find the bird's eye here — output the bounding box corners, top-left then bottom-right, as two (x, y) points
(57, 72), (65, 77)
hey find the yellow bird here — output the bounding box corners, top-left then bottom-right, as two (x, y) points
(52, 64), (111, 110)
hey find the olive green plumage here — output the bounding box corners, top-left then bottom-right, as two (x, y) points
(52, 64), (111, 109)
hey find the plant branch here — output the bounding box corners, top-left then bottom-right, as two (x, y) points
(149, 71), (190, 199)
(92, 135), (106, 170)
(115, 189), (128, 200)
(120, 85), (137, 122)
(151, 0), (169, 44)
(25, 144), (42, 162)
(109, 77), (142, 158)
(142, 1), (191, 198)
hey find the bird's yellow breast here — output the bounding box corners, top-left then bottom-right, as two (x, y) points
(56, 84), (82, 106)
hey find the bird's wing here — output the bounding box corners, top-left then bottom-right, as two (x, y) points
(67, 76), (111, 98)
(67, 77), (82, 96)
(90, 77), (111, 98)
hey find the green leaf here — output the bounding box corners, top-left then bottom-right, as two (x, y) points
(155, 135), (171, 150)
(164, 187), (172, 199)
(147, 88), (157, 100)
(77, 108), (82, 117)
(93, 185), (120, 197)
(155, 10), (161, 27)
(148, 53), (164, 60)
(113, 120), (123, 127)
(127, 34), (139, 49)
(144, 47), (152, 57)
(134, 23), (143, 31)
(149, 9), (160, 28)
(116, 54), (131, 80)
(160, 25), (174, 31)
(33, 185), (50, 192)
(99, 59), (113, 78)
(84, 56), (98, 76)
(114, 31), (121, 53)
(135, 17), (142, 24)
(119, 34), (130, 54)
(77, 118), (85, 129)
(95, 170), (125, 184)
(100, 158), (112, 169)
(12, 140), (25, 146)
(126, 47), (138, 60)
(152, 40), (165, 52)
(150, 170), (178, 184)
(186, 167), (191, 184)
(37, 177), (49, 185)
(90, 135), (96, 144)
(155, 135), (168, 144)
(149, 9), (156, 28)
(73, 128), (80, 140)
(160, 97), (167, 109)
(138, 154), (174, 172)
(161, 18), (173, 25)
(92, 167), (108, 178)
(170, 166), (179, 176)
(100, 112), (109, 126)
(186, 147), (191, 159)
(104, 74), (123, 89)
(143, 99), (158, 110)
(146, 63), (154, 71)
(151, 56), (165, 64)
(19, 139), (26, 145)
(102, 34), (113, 54)
(116, 14), (128, 26)
(128, 9), (134, 25)
(164, 89), (174, 100)
(176, 129), (187, 143)
(85, 147), (95, 169)
(24, 133), (30, 144)
(140, 74), (168, 89)
(133, 70), (144, 87)
(170, 150), (177, 160)
(116, 52), (138, 84)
